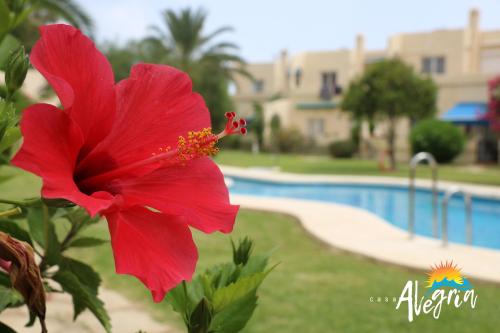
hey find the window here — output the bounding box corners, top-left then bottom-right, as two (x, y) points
(295, 68), (302, 87)
(319, 71), (337, 100)
(307, 118), (325, 139)
(421, 56), (446, 74)
(480, 49), (500, 73)
(252, 79), (264, 93)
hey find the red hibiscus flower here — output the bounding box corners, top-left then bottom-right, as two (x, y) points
(12, 24), (245, 302)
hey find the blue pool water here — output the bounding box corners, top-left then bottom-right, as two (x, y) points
(228, 177), (500, 250)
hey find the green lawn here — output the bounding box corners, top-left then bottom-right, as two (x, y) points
(214, 150), (500, 186)
(72, 210), (500, 333)
(1, 166), (499, 332)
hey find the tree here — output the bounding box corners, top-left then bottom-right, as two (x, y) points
(12, 0), (94, 49)
(252, 102), (264, 148)
(147, 7), (249, 130)
(341, 58), (437, 170)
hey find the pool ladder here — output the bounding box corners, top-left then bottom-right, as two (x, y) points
(441, 187), (472, 246)
(408, 152), (473, 246)
(408, 152), (438, 239)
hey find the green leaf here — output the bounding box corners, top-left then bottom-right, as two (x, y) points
(53, 271), (111, 332)
(26, 207), (44, 246)
(206, 262), (239, 288)
(60, 258), (101, 294)
(12, 7), (32, 29)
(188, 297), (212, 333)
(0, 35), (20, 70)
(0, 219), (32, 246)
(64, 207), (100, 234)
(27, 206), (61, 265)
(0, 126), (20, 153)
(209, 291), (258, 333)
(0, 99), (16, 142)
(240, 254), (269, 277)
(212, 271), (268, 312)
(59, 257), (101, 319)
(0, 0), (10, 36)
(0, 321), (17, 333)
(166, 277), (207, 325)
(68, 237), (108, 248)
(0, 285), (23, 312)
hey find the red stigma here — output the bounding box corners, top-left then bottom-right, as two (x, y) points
(218, 111), (247, 138)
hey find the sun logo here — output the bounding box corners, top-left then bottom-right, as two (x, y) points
(426, 261), (472, 292)
(396, 260), (477, 322)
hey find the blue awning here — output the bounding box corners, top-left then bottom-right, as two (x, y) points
(441, 102), (489, 125)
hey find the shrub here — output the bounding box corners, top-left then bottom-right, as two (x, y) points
(277, 128), (304, 153)
(410, 119), (466, 163)
(328, 140), (356, 158)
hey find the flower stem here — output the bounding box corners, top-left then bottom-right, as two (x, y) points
(0, 198), (41, 207)
(0, 207), (22, 218)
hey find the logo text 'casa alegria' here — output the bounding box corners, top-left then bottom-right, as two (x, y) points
(395, 261), (478, 322)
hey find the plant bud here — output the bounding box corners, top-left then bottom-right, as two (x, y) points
(5, 46), (29, 96)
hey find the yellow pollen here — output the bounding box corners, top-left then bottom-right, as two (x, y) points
(177, 127), (219, 160)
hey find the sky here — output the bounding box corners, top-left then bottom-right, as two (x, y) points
(82, 0), (500, 63)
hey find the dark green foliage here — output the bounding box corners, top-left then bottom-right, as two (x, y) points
(166, 238), (273, 333)
(350, 120), (361, 151)
(410, 119), (466, 163)
(8, 0), (94, 50)
(231, 237), (253, 265)
(328, 140), (356, 158)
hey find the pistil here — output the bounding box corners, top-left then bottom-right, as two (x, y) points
(78, 112), (247, 191)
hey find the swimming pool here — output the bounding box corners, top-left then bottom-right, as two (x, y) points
(228, 177), (500, 250)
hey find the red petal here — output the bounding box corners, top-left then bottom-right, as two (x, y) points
(30, 24), (116, 154)
(114, 157), (238, 234)
(76, 64), (210, 179)
(105, 207), (197, 302)
(11, 104), (114, 216)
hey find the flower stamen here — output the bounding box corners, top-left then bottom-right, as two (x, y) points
(78, 112), (247, 190)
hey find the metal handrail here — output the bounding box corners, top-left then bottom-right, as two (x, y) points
(408, 152), (438, 239)
(441, 186), (473, 247)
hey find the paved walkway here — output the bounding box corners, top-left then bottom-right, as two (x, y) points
(2, 289), (177, 333)
(223, 166), (500, 284)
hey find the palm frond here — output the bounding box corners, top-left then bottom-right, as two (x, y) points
(198, 26), (234, 46)
(37, 0), (94, 35)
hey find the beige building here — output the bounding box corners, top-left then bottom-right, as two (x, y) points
(233, 9), (500, 163)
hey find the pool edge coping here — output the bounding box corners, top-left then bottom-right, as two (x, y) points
(224, 166), (500, 285)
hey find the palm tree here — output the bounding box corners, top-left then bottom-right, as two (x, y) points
(36, 0), (94, 34)
(12, 0), (94, 49)
(149, 8), (246, 76)
(147, 8), (250, 129)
